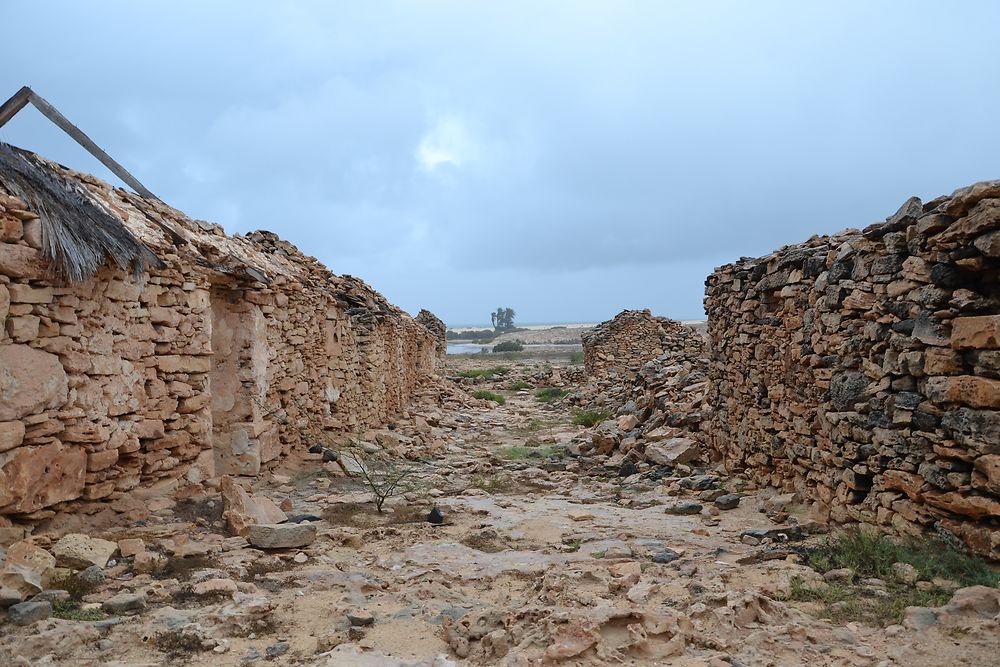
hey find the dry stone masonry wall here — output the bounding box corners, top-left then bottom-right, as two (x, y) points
(705, 181), (1000, 559)
(415, 309), (447, 368)
(0, 144), (437, 522)
(582, 309), (704, 383)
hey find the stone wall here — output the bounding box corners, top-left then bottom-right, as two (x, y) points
(582, 309), (704, 383)
(0, 148), (437, 521)
(415, 309), (447, 367)
(705, 181), (1000, 559)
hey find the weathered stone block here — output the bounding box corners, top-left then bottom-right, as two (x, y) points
(0, 244), (45, 279)
(0, 421), (25, 453)
(0, 345), (68, 421)
(926, 376), (1000, 409)
(0, 441), (86, 512)
(951, 316), (1000, 350)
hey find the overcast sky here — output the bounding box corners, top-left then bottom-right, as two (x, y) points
(3, 2), (999, 325)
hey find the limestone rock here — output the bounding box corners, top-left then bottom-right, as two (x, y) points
(101, 591), (147, 614)
(51, 533), (118, 569)
(8, 599), (51, 625)
(0, 420), (25, 453)
(644, 438), (699, 466)
(0, 441), (87, 513)
(0, 344), (68, 421)
(247, 523), (316, 549)
(221, 475), (287, 537)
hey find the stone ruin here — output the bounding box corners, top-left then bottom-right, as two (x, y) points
(581, 309), (705, 383)
(0, 142), (442, 528)
(584, 181), (1000, 559)
(705, 181), (1000, 559)
(415, 309), (447, 365)
(579, 310), (709, 468)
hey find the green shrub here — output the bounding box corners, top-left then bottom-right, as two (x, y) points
(498, 445), (563, 460)
(572, 408), (611, 427)
(803, 528), (998, 587)
(780, 528), (1000, 626)
(509, 380), (532, 391)
(473, 389), (506, 405)
(492, 341), (524, 353)
(535, 387), (570, 402)
(569, 350), (584, 365)
(447, 329), (496, 342)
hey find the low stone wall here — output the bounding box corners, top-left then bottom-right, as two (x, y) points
(582, 309), (704, 383)
(0, 147), (437, 522)
(705, 181), (1000, 558)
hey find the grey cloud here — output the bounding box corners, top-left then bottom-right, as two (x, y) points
(2, 1), (999, 324)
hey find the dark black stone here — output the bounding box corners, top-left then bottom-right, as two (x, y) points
(286, 514), (322, 524)
(308, 443), (324, 454)
(830, 371), (868, 411)
(651, 549), (680, 564)
(427, 507), (445, 525)
(619, 461), (639, 477)
(894, 392), (924, 411)
(930, 263), (962, 288)
(714, 494), (740, 510)
(322, 449), (339, 462)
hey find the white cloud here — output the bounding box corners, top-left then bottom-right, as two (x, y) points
(416, 115), (477, 172)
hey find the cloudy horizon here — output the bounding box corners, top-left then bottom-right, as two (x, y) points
(3, 1), (999, 326)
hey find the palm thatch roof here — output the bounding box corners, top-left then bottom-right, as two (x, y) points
(0, 142), (163, 282)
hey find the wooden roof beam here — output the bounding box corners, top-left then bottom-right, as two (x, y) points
(0, 85), (161, 202)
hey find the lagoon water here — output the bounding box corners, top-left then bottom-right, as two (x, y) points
(447, 342), (490, 355)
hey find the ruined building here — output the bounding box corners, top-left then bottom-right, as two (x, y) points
(581, 309), (705, 383)
(0, 142), (441, 520)
(705, 181), (1000, 559)
(580, 183), (1000, 560)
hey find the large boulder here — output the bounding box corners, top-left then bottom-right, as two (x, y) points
(0, 344), (68, 421)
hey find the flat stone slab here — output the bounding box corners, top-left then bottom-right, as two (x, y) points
(247, 523), (317, 549)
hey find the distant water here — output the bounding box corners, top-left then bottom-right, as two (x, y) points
(448, 322), (597, 332)
(447, 342), (490, 355)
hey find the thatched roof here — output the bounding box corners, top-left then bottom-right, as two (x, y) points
(0, 143), (413, 324)
(0, 142), (163, 282)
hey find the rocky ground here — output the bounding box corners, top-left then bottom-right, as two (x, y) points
(1, 359), (998, 666)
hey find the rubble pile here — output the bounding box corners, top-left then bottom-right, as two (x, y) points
(581, 309), (704, 384)
(0, 144), (438, 527)
(705, 181), (1000, 559)
(579, 310), (709, 469)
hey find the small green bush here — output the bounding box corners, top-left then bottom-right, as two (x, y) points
(803, 528), (998, 587)
(509, 380), (532, 391)
(569, 350), (584, 364)
(572, 408), (611, 427)
(52, 601), (105, 621)
(498, 445), (564, 460)
(535, 387), (570, 402)
(473, 389), (506, 405)
(492, 341), (524, 353)
(780, 528), (1000, 626)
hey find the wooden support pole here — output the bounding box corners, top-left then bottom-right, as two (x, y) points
(0, 85), (161, 202)
(0, 86), (32, 128)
